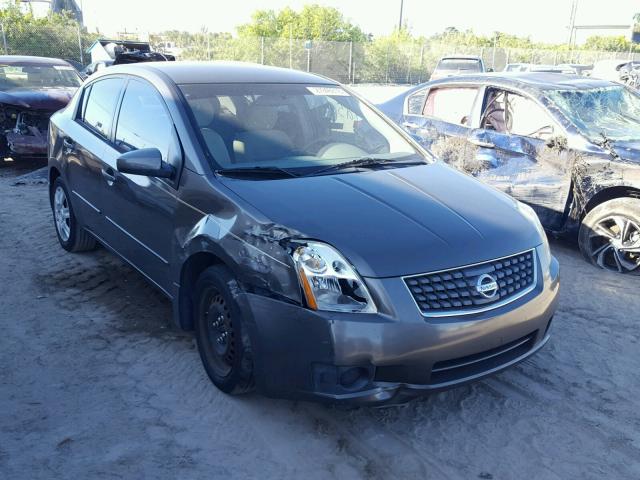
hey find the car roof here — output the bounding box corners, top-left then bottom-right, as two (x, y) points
(0, 55), (73, 66)
(106, 61), (337, 85)
(439, 55), (482, 60)
(426, 72), (616, 91)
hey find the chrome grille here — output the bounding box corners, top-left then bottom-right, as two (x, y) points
(404, 250), (537, 316)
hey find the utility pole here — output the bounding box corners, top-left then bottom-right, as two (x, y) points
(567, 0), (578, 47)
(398, 0), (404, 31)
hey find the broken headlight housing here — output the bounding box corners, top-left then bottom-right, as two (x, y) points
(292, 241), (376, 313)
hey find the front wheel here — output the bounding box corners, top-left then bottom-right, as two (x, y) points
(51, 178), (97, 252)
(578, 197), (640, 274)
(195, 266), (255, 395)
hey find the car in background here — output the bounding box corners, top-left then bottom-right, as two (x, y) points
(590, 59), (631, 83)
(557, 63), (593, 76)
(378, 73), (640, 273)
(47, 61), (558, 405)
(430, 55), (487, 80)
(0, 55), (82, 158)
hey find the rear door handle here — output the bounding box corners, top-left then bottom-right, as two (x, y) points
(101, 167), (117, 184)
(402, 121), (420, 129)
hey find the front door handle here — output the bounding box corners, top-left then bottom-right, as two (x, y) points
(469, 137), (495, 149)
(101, 167), (117, 184)
(402, 121), (420, 130)
(62, 138), (75, 152)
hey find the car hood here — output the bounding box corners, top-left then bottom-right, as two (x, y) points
(220, 162), (542, 278)
(0, 86), (77, 111)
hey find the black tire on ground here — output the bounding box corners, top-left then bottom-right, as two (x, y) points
(195, 265), (255, 394)
(51, 177), (97, 253)
(578, 197), (640, 274)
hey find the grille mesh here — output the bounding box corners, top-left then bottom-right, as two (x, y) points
(404, 250), (536, 315)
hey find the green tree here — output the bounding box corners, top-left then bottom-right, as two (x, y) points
(237, 5), (367, 41)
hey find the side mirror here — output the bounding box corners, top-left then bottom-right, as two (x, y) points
(117, 148), (174, 178)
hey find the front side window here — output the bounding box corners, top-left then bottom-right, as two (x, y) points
(179, 83), (425, 173)
(0, 64), (81, 90)
(82, 78), (125, 138)
(115, 79), (173, 160)
(423, 87), (478, 125)
(547, 86), (640, 142)
(481, 89), (557, 140)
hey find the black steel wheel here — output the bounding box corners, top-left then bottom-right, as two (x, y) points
(195, 266), (254, 394)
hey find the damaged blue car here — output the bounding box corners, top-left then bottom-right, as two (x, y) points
(379, 73), (640, 273)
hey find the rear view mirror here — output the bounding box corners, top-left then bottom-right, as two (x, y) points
(486, 68), (494, 72)
(117, 148), (174, 178)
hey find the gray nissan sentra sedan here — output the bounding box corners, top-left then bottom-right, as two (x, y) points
(48, 61), (559, 405)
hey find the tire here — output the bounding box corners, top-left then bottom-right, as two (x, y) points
(194, 265), (255, 395)
(578, 197), (640, 274)
(51, 177), (97, 252)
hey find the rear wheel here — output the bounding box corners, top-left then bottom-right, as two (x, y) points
(51, 177), (97, 252)
(195, 266), (254, 394)
(579, 198), (640, 274)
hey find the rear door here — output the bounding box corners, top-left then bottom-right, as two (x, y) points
(469, 87), (573, 229)
(65, 77), (125, 235)
(401, 85), (481, 168)
(97, 77), (182, 294)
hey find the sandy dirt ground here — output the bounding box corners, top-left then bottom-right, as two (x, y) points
(1, 160), (639, 480)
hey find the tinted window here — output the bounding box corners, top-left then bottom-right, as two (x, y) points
(0, 64), (81, 90)
(423, 87), (478, 125)
(115, 79), (173, 160)
(82, 78), (124, 137)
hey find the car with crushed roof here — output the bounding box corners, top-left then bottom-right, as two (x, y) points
(48, 62), (559, 405)
(0, 55), (82, 158)
(379, 73), (640, 274)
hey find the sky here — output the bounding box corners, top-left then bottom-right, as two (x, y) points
(78, 0), (639, 44)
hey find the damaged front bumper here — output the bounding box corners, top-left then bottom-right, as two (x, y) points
(237, 251), (560, 406)
(2, 109), (50, 156)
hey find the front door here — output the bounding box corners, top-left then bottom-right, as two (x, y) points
(469, 88), (574, 230)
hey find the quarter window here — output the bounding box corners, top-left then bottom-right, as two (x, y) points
(82, 78), (124, 137)
(115, 79), (173, 161)
(406, 88), (428, 115)
(423, 87), (478, 126)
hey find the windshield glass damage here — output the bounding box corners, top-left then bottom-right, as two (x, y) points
(547, 86), (640, 142)
(0, 64), (82, 89)
(179, 83), (425, 176)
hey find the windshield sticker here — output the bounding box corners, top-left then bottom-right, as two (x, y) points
(53, 65), (75, 71)
(306, 86), (349, 96)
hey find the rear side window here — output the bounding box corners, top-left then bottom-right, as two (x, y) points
(82, 77), (124, 138)
(423, 87), (478, 125)
(406, 88), (427, 115)
(115, 79), (173, 161)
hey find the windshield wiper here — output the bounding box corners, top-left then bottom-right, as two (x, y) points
(216, 166), (299, 179)
(595, 132), (620, 160)
(308, 156), (424, 176)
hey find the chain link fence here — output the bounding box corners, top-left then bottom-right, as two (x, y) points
(0, 20), (98, 66)
(0, 21), (638, 84)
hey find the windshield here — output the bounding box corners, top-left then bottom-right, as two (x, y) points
(436, 59), (482, 72)
(547, 86), (640, 142)
(179, 83), (424, 173)
(0, 64), (82, 90)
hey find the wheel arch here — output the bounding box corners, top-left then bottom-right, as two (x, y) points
(48, 166), (62, 204)
(177, 250), (230, 331)
(581, 186), (640, 220)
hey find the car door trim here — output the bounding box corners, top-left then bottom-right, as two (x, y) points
(104, 215), (170, 265)
(72, 189), (101, 214)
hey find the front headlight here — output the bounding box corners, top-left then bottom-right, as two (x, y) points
(516, 201), (551, 267)
(291, 241), (377, 313)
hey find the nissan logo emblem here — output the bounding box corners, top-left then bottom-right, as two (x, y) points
(476, 273), (499, 299)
